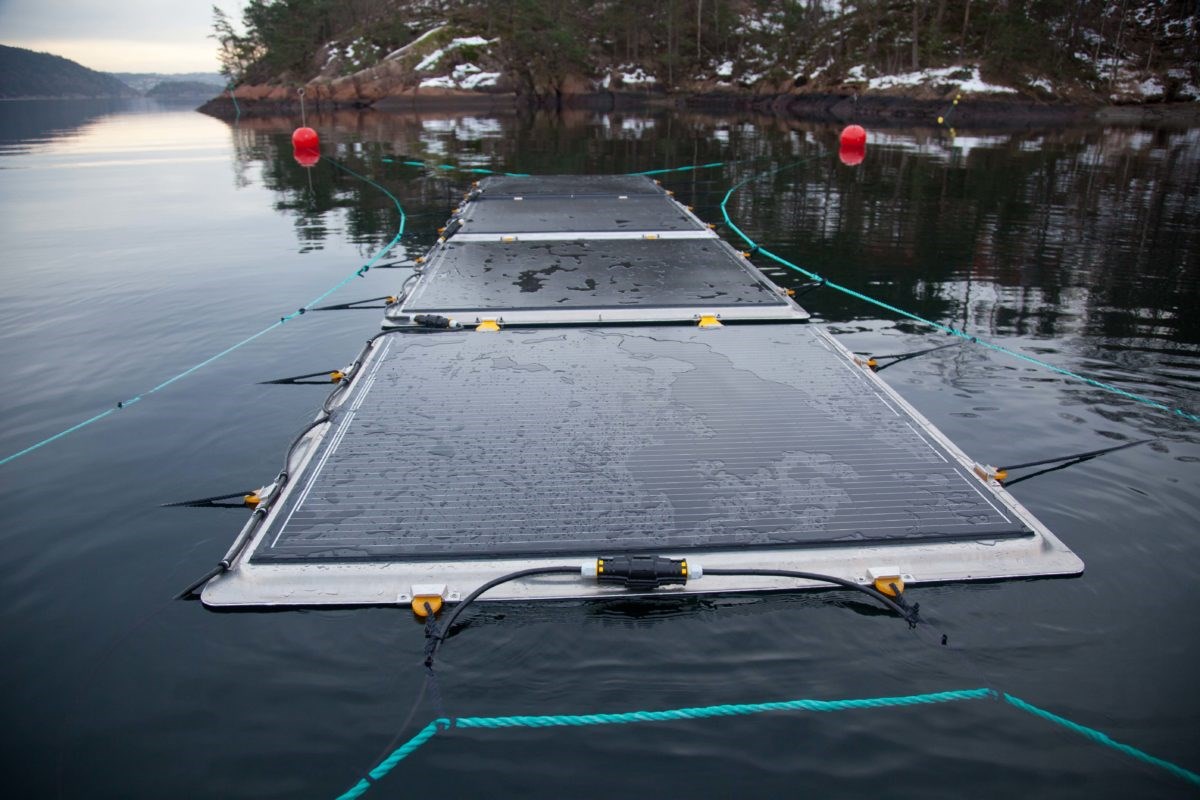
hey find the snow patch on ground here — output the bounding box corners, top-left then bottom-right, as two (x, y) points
(419, 63), (500, 90)
(1137, 77), (1165, 99)
(861, 65), (1016, 93)
(806, 59), (833, 81)
(738, 15), (784, 35)
(460, 71), (500, 89)
(416, 49), (445, 71)
(619, 66), (657, 85)
(1028, 77), (1053, 93)
(415, 36), (493, 71)
(715, 60), (733, 78)
(385, 26), (446, 60)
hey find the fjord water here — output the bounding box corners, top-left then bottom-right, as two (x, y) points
(0, 99), (1197, 798)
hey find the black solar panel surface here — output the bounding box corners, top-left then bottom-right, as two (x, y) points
(460, 195), (706, 233)
(478, 174), (663, 196)
(403, 239), (788, 312)
(252, 326), (1029, 563)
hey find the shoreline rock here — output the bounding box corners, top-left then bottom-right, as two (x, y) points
(198, 87), (1200, 128)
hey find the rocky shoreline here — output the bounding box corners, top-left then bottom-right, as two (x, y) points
(198, 88), (1200, 128)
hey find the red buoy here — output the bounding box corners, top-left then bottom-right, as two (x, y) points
(840, 125), (867, 148)
(292, 126), (319, 151)
(838, 124), (867, 166)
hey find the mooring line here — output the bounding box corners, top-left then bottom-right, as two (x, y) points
(383, 156), (740, 180)
(382, 157), (530, 177)
(227, 85), (241, 120)
(0, 156), (406, 468)
(719, 162), (1200, 426)
(627, 160), (729, 176)
(337, 688), (1199, 798)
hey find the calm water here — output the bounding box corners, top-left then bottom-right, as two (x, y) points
(1, 99), (1198, 798)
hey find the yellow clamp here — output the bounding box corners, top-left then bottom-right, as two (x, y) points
(415, 256), (425, 264)
(243, 492), (261, 508)
(874, 575), (905, 597)
(698, 314), (723, 329)
(972, 463), (1008, 484)
(852, 356), (878, 371)
(475, 319), (501, 332)
(329, 370), (346, 383)
(867, 567), (906, 598)
(412, 595), (443, 618)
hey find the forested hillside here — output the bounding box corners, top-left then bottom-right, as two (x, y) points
(211, 0), (1198, 104)
(0, 44), (137, 99)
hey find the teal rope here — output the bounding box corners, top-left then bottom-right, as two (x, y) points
(338, 687), (1199, 796)
(627, 161), (727, 176)
(1000, 693), (1200, 788)
(336, 720), (443, 800)
(382, 157), (529, 177)
(227, 85), (240, 119)
(339, 689), (991, 797)
(719, 163), (1200, 425)
(0, 157), (406, 468)
(382, 157), (731, 179)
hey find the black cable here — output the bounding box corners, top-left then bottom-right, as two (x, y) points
(285, 415), (331, 465)
(426, 566), (580, 667)
(702, 567), (915, 622)
(175, 563), (227, 600)
(261, 369), (343, 385)
(352, 668), (433, 790)
(870, 340), (965, 372)
(160, 489), (257, 508)
(999, 438), (1153, 472)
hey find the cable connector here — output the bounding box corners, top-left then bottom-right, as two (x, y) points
(587, 555), (692, 590)
(413, 314), (462, 329)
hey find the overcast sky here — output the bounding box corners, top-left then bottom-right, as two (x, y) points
(0, 0), (241, 73)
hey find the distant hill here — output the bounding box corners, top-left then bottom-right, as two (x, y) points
(145, 80), (223, 100)
(0, 44), (136, 99)
(113, 71), (225, 93)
